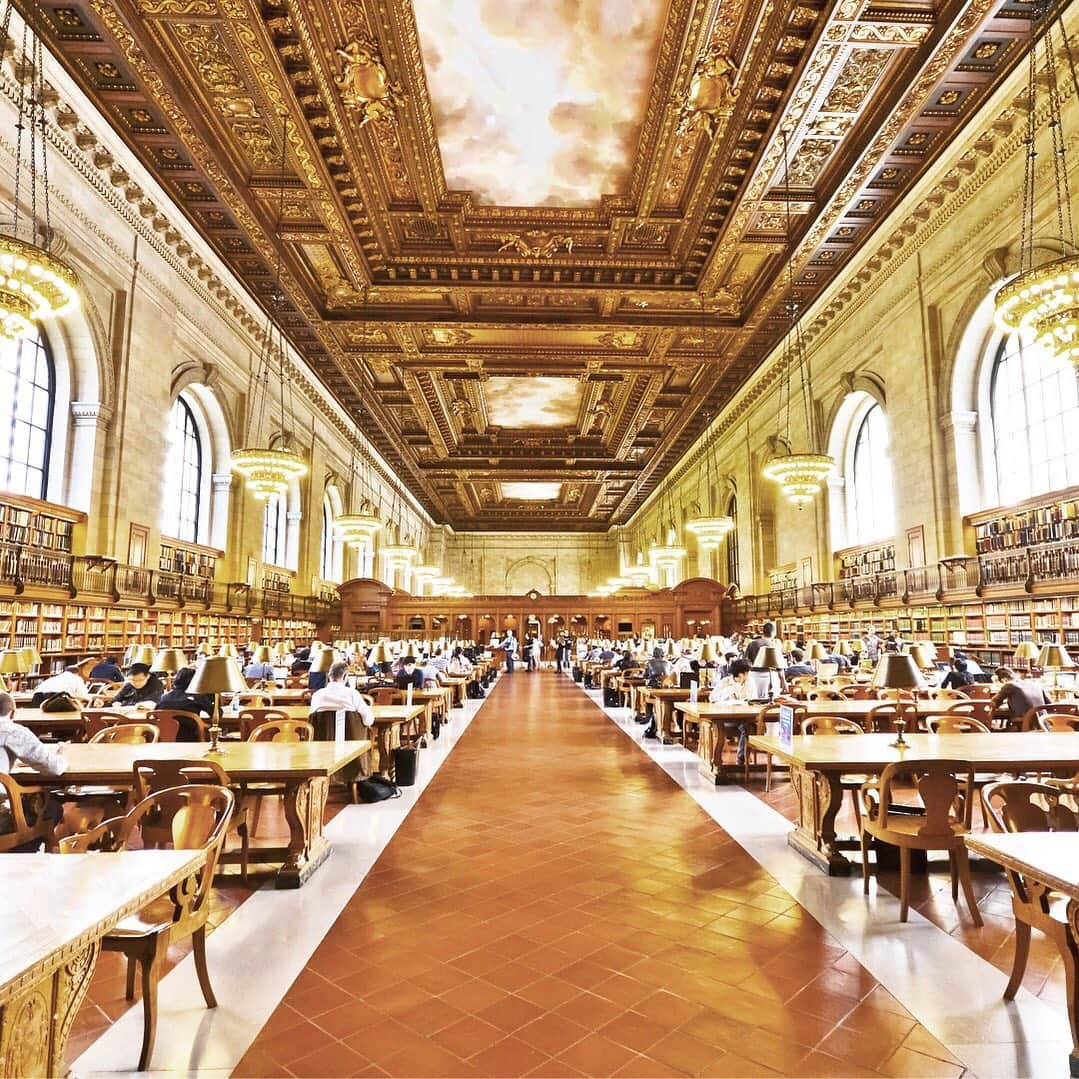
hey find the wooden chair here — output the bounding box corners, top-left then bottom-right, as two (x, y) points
(82, 710), (134, 740)
(801, 717), (867, 826)
(806, 688), (845, 701)
(132, 758), (250, 886)
(0, 771), (51, 851)
(752, 700), (806, 789)
(89, 723), (160, 745)
(285, 675), (307, 689)
(865, 701), (915, 734)
(859, 759), (982, 925)
(237, 707), (291, 741)
(1036, 713), (1079, 733)
(966, 684), (997, 700)
(926, 714), (994, 824)
(839, 685), (873, 700)
(936, 688), (972, 701)
(232, 692), (272, 710)
(59, 783), (234, 1070)
(245, 720), (314, 835)
(370, 687), (398, 707)
(145, 709), (199, 743)
(982, 780), (1079, 1000)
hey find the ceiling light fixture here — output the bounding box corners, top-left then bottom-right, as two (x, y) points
(763, 130), (833, 506)
(0, 0), (79, 340)
(994, 3), (1079, 365)
(686, 408), (734, 549)
(232, 114), (308, 499)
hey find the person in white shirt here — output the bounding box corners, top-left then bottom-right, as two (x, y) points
(34, 659), (94, 702)
(309, 662), (374, 730)
(708, 659), (756, 766)
(672, 651), (695, 675)
(0, 691), (66, 844)
(429, 650), (450, 672)
(447, 648), (473, 675)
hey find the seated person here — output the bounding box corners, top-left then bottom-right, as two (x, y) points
(111, 663), (165, 707)
(0, 691), (66, 845)
(89, 655), (123, 683)
(394, 659), (424, 690)
(32, 659), (95, 707)
(941, 657), (975, 691)
(310, 661), (374, 735)
(785, 649), (815, 679)
(243, 656), (276, 681)
(157, 667), (215, 741)
(447, 648), (473, 675)
(616, 649), (639, 672)
(644, 648), (672, 683)
(429, 649), (450, 672)
(672, 650), (696, 675)
(991, 667), (1049, 724)
(708, 659), (757, 765)
(419, 657), (441, 687)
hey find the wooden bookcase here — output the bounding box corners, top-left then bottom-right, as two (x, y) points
(836, 542), (896, 581)
(158, 537), (220, 579)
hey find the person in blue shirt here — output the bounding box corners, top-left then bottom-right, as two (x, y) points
(89, 656), (123, 682)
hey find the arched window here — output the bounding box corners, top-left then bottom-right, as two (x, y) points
(162, 397), (202, 542)
(849, 403), (895, 544)
(320, 496), (343, 582)
(725, 495), (739, 585)
(989, 335), (1079, 504)
(262, 496), (286, 566)
(0, 330), (53, 498)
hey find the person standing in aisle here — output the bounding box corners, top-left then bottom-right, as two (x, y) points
(503, 631), (518, 674)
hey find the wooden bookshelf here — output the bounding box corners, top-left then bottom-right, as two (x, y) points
(969, 488), (1079, 554)
(158, 537), (220, 579)
(836, 542), (896, 580)
(769, 567), (797, 593)
(263, 567), (292, 594)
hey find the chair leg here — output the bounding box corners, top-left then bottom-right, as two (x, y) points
(850, 790), (861, 830)
(899, 847), (911, 922)
(125, 955), (136, 1001)
(251, 795), (263, 838)
(861, 831), (871, 895)
(191, 925), (218, 1008)
(766, 756), (773, 793)
(137, 934), (168, 1071)
(955, 846), (983, 926)
(1004, 918), (1032, 1000)
(949, 850), (959, 902)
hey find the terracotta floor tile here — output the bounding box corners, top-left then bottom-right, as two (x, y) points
(878, 1045), (966, 1078)
(430, 1015), (506, 1059)
(515, 1012), (591, 1056)
(611, 1053), (693, 1077)
(477, 993), (546, 1033)
(647, 1030), (727, 1076)
(598, 1009), (669, 1054)
(288, 1041), (370, 1078)
(470, 1034), (550, 1076)
(557, 1032), (639, 1076)
(517, 975), (584, 1010)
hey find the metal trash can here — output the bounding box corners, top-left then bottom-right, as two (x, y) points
(392, 746), (418, 786)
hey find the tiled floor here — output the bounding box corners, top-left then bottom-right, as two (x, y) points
(238, 672), (968, 1078)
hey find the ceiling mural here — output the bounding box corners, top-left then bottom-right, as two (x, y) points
(412, 0), (668, 206)
(30, 0), (1043, 529)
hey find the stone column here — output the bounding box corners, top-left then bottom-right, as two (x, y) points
(69, 402), (111, 551)
(286, 509), (302, 572)
(210, 472), (232, 552)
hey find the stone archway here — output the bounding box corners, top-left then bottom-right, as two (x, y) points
(505, 557), (552, 595)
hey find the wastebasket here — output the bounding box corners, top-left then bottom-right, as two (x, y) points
(393, 746), (418, 786)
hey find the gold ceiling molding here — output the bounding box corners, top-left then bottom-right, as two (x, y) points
(494, 232), (576, 259)
(335, 35), (404, 127)
(675, 47), (738, 138)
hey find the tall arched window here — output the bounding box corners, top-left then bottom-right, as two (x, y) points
(850, 403), (895, 544)
(162, 397), (202, 542)
(990, 335), (1079, 504)
(262, 496), (286, 566)
(0, 330), (53, 498)
(320, 496), (343, 582)
(724, 495), (739, 585)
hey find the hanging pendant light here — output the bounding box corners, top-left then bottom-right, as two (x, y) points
(763, 130), (834, 506)
(686, 410), (734, 548)
(994, 5), (1079, 365)
(0, 0), (79, 341)
(231, 114), (308, 499)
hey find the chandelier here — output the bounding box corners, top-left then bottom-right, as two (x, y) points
(231, 114), (308, 499)
(0, 0), (80, 341)
(624, 564), (652, 586)
(764, 130), (833, 506)
(336, 423), (382, 548)
(993, 6), (1079, 366)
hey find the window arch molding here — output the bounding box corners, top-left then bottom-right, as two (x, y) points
(825, 379), (896, 551)
(164, 370), (233, 550)
(320, 481), (345, 583)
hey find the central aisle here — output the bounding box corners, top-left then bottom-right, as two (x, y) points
(238, 671), (961, 1078)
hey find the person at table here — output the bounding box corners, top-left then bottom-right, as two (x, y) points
(709, 659), (756, 766)
(395, 658), (424, 691)
(941, 657), (975, 692)
(243, 654), (276, 681)
(32, 659), (95, 707)
(784, 648), (815, 679)
(744, 621), (778, 665)
(991, 667), (1050, 725)
(310, 661), (374, 732)
(862, 627), (883, 661)
(447, 648), (473, 676)
(89, 655), (123, 683)
(672, 649), (696, 676)
(156, 667), (215, 742)
(644, 647), (672, 684)
(616, 648), (639, 672)
(110, 663), (165, 707)
(0, 691), (66, 846)
(428, 649), (450, 673)
(502, 631), (518, 674)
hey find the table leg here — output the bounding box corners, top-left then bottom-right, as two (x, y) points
(0, 939), (99, 1076)
(658, 701), (674, 744)
(789, 763), (851, 875)
(278, 776), (331, 888)
(377, 725), (395, 775)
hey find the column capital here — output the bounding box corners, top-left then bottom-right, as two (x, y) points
(211, 472), (233, 492)
(71, 400), (112, 426)
(942, 410), (978, 435)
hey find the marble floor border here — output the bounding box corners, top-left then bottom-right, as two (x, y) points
(71, 684), (496, 1078)
(576, 677), (1072, 1079)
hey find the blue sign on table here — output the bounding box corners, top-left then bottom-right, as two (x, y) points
(779, 703), (794, 747)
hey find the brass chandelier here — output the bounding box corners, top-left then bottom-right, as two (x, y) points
(763, 131), (833, 506)
(686, 410), (734, 550)
(0, 0), (79, 341)
(336, 403), (382, 549)
(231, 115), (308, 499)
(994, 4), (1079, 365)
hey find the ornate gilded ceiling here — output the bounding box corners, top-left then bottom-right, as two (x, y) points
(33, 0), (1039, 530)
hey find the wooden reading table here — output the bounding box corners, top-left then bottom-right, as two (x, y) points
(965, 832), (1079, 1077)
(749, 731), (1079, 875)
(0, 850), (203, 1074)
(17, 741), (371, 888)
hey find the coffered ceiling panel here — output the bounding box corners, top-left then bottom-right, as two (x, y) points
(32, 0), (1044, 529)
